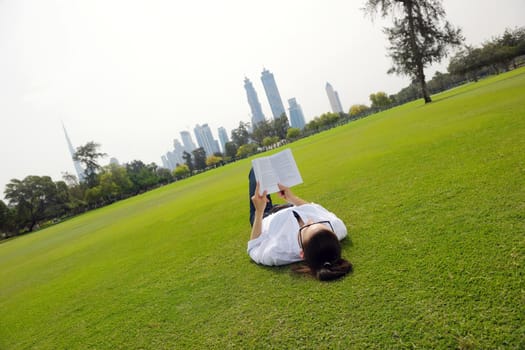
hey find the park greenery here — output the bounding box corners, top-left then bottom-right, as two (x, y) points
(364, 0), (464, 103)
(1, 24), (524, 239)
(0, 67), (523, 348)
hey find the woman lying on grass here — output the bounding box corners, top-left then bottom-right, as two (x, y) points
(248, 169), (352, 281)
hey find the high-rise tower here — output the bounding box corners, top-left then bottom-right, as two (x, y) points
(180, 131), (196, 153)
(288, 98), (306, 130)
(194, 124), (220, 157)
(244, 77), (265, 126)
(261, 68), (286, 119)
(217, 127), (229, 154)
(62, 122), (85, 182)
(325, 82), (344, 113)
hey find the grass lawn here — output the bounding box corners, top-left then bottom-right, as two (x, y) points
(1, 68), (524, 349)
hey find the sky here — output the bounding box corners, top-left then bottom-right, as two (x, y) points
(1, 0), (524, 200)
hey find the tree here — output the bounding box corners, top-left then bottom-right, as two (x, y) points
(73, 141), (107, 187)
(364, 0), (463, 103)
(231, 121), (251, 147)
(251, 120), (272, 145)
(236, 143), (258, 158)
(182, 151), (194, 175)
(125, 160), (159, 193)
(206, 155), (223, 167)
(0, 200), (14, 236)
(156, 167), (174, 185)
(369, 91), (394, 109)
(4, 176), (62, 231)
(263, 136), (279, 147)
(349, 104), (370, 116)
(192, 147), (207, 171)
(272, 114), (290, 140)
(173, 164), (190, 180)
(224, 142), (238, 160)
(97, 164), (133, 201)
(286, 127), (301, 140)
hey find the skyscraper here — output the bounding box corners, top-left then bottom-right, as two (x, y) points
(194, 124), (220, 157)
(180, 131), (196, 153)
(244, 77), (265, 126)
(325, 82), (344, 113)
(261, 68), (286, 119)
(288, 98), (306, 130)
(62, 122), (85, 182)
(217, 127), (229, 154)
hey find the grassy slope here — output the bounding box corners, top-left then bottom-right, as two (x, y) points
(0, 68), (524, 349)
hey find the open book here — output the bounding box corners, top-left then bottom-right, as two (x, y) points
(252, 148), (303, 195)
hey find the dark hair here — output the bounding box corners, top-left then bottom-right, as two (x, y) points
(293, 229), (353, 281)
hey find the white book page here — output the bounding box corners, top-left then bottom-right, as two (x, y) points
(252, 149), (303, 195)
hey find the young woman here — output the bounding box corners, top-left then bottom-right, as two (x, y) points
(247, 169), (352, 281)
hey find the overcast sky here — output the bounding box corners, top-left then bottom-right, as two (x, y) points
(1, 0), (523, 199)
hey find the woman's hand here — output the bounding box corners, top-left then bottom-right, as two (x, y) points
(251, 182), (268, 213)
(277, 184), (308, 206)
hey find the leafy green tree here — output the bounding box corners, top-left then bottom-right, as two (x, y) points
(262, 136), (279, 147)
(364, 0), (463, 103)
(224, 142), (238, 160)
(85, 186), (103, 207)
(173, 164), (190, 180)
(231, 121), (251, 147)
(156, 168), (174, 185)
(349, 104), (370, 116)
(62, 172), (87, 214)
(73, 141), (107, 187)
(286, 127), (301, 140)
(272, 114), (290, 140)
(0, 200), (15, 236)
(206, 155), (223, 167)
(96, 164), (133, 201)
(192, 147), (207, 170)
(125, 160), (159, 193)
(251, 120), (272, 145)
(369, 91), (394, 109)
(182, 151), (194, 175)
(236, 143), (258, 158)
(4, 176), (63, 231)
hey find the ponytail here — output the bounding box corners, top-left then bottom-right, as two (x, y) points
(292, 229), (353, 281)
(315, 258), (353, 281)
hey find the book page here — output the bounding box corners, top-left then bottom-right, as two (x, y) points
(252, 157), (280, 194)
(270, 149), (303, 189)
(252, 149), (303, 195)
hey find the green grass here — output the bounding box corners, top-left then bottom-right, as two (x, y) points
(1, 68), (524, 349)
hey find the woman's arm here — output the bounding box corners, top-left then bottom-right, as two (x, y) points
(250, 182), (268, 240)
(277, 184), (308, 206)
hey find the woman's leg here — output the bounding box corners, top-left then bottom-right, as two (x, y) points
(249, 168), (273, 226)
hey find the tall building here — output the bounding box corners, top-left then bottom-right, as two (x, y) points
(325, 82), (344, 113)
(217, 127), (229, 154)
(288, 98), (306, 130)
(161, 155), (171, 170)
(194, 124), (220, 157)
(62, 122), (85, 182)
(244, 77), (265, 126)
(180, 131), (196, 153)
(162, 138), (187, 171)
(261, 68), (286, 120)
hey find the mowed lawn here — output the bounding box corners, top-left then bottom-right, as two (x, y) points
(1, 68), (524, 349)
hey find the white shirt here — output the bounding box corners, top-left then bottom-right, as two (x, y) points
(247, 203), (347, 266)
